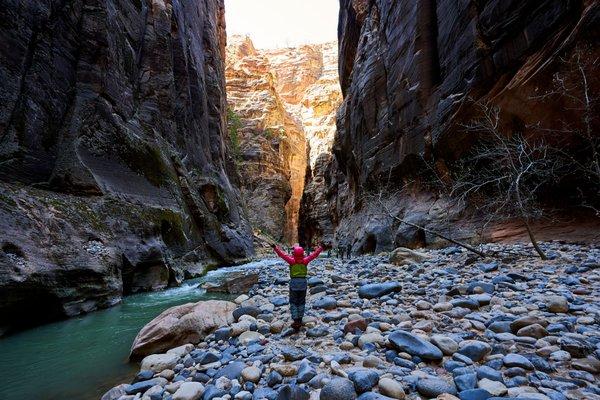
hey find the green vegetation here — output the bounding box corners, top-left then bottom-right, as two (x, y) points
(263, 127), (285, 140)
(263, 128), (274, 139)
(227, 108), (243, 162)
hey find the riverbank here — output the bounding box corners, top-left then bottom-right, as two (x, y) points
(0, 260), (279, 400)
(103, 241), (600, 400)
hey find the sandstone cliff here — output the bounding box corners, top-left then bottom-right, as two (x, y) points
(0, 0), (253, 333)
(323, 0), (600, 253)
(226, 37), (341, 245)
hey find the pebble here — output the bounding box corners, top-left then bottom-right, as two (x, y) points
(416, 377), (457, 397)
(297, 359), (317, 383)
(349, 369), (379, 393)
(458, 341), (491, 362)
(431, 334), (459, 355)
(477, 378), (507, 396)
(103, 243), (600, 400)
(320, 377), (357, 400)
(388, 331), (443, 361)
(457, 388), (492, 400)
(141, 353), (180, 373)
(306, 326), (329, 338)
(126, 378), (168, 395)
(358, 332), (385, 349)
(377, 378), (405, 399)
(362, 355), (382, 368)
(172, 382), (204, 400)
(241, 366), (261, 383)
(503, 353), (534, 370)
(454, 373), (477, 391)
(545, 295), (569, 313)
(358, 282), (401, 299)
(272, 364), (297, 377)
(517, 323), (548, 338)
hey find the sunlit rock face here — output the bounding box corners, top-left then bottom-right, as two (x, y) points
(225, 36), (304, 243)
(0, 0), (254, 333)
(321, 0), (600, 253)
(286, 43), (343, 247)
(226, 37), (341, 244)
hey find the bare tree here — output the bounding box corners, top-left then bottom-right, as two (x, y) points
(530, 45), (599, 209)
(451, 102), (566, 259)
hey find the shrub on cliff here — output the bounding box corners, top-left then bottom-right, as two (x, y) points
(227, 108), (243, 163)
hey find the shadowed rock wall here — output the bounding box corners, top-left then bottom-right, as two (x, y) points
(0, 0), (254, 333)
(327, 0), (599, 253)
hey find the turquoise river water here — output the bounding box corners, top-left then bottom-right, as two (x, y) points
(0, 260), (276, 400)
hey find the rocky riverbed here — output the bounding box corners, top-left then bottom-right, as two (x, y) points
(103, 242), (600, 400)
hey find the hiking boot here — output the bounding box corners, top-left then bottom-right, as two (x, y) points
(291, 320), (301, 331)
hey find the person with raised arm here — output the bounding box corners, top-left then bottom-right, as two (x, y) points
(272, 243), (323, 331)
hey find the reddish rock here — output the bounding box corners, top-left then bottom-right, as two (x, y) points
(130, 300), (236, 358)
(344, 318), (368, 334)
(308, 0), (600, 251)
(226, 37), (340, 244)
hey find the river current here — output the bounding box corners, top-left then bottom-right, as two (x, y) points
(0, 259), (278, 400)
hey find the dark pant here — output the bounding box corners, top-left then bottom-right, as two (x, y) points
(289, 288), (307, 322)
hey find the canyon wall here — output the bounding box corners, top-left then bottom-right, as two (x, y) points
(226, 37), (341, 245)
(0, 0), (253, 333)
(225, 37), (304, 243)
(322, 0), (599, 252)
(294, 43), (343, 246)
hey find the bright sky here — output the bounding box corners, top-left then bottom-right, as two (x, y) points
(224, 0), (339, 49)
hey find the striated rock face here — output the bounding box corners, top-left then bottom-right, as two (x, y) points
(283, 43), (343, 247)
(0, 0), (253, 333)
(326, 0), (599, 252)
(226, 37), (341, 244)
(225, 36), (303, 243)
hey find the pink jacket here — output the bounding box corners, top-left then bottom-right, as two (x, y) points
(274, 245), (323, 266)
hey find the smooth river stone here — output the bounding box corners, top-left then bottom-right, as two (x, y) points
(388, 331), (443, 360)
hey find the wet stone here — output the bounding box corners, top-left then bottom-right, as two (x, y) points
(416, 378), (457, 397)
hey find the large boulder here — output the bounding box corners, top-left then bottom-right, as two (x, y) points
(130, 300), (236, 358)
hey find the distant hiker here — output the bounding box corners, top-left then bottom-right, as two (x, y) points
(273, 243), (323, 331)
(337, 244), (345, 259)
(346, 243), (352, 259)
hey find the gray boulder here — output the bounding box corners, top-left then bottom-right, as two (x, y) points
(320, 378), (357, 400)
(388, 331), (443, 360)
(358, 282), (401, 299)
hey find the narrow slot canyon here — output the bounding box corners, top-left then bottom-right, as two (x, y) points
(225, 37), (341, 244)
(0, 1), (599, 399)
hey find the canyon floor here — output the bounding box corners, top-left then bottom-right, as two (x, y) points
(103, 241), (600, 400)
